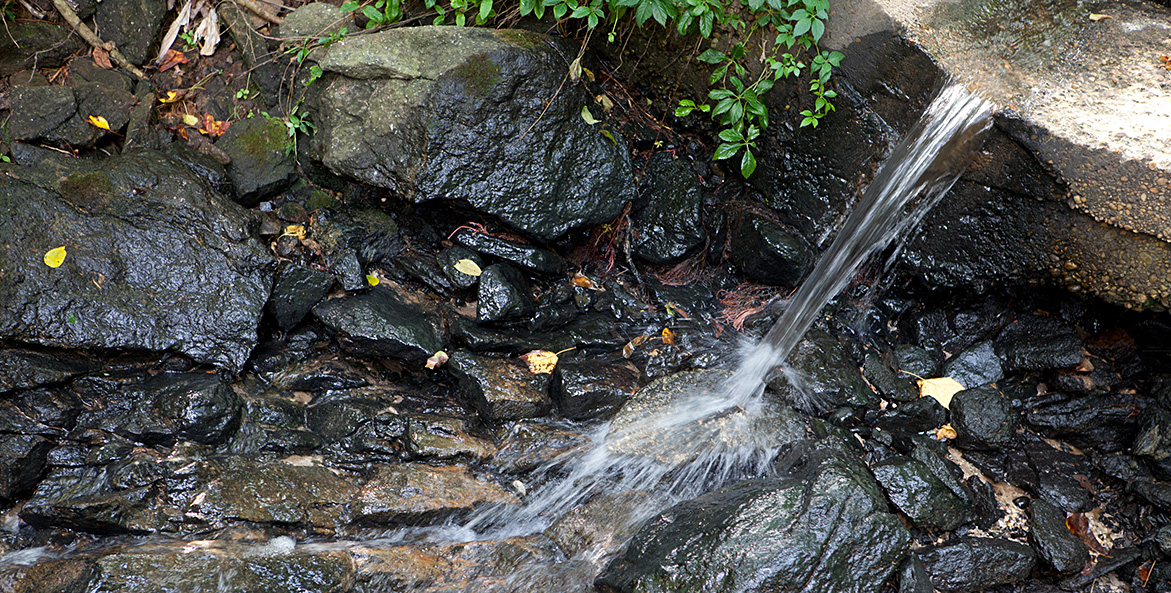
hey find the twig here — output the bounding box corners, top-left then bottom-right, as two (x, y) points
(226, 0), (283, 25)
(51, 0), (146, 80)
(16, 0), (45, 19)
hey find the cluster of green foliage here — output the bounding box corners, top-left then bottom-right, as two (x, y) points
(322, 0), (842, 177)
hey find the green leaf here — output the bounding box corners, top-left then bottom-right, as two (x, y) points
(588, 12), (599, 27)
(581, 105), (600, 125)
(634, 0), (651, 25)
(747, 0), (763, 11)
(571, 5), (590, 17)
(675, 105), (694, 117)
(708, 89), (735, 100)
(792, 16), (811, 36)
(718, 127), (744, 142)
(340, 0), (360, 12)
(699, 11), (714, 36)
(480, 0), (493, 21)
(455, 11), (466, 25)
(697, 49), (727, 64)
(740, 149), (757, 177)
(810, 18), (824, 42)
(713, 142), (739, 160)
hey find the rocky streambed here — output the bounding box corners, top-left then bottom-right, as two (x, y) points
(3, 0), (1171, 592)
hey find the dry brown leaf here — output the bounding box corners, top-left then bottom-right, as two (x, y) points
(918, 376), (965, 408)
(571, 273), (598, 290)
(453, 259), (482, 277)
(622, 334), (651, 359)
(936, 424), (957, 440)
(92, 46), (113, 69)
(520, 350), (559, 374)
(158, 49), (189, 72)
(426, 350), (448, 370)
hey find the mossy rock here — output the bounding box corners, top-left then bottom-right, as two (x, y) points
(218, 117), (297, 206)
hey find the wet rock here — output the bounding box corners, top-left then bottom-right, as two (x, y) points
(492, 420), (590, 473)
(546, 490), (649, 557)
(874, 397), (949, 440)
(306, 390), (403, 444)
(21, 455), (174, 534)
(6, 85), (76, 141)
(1056, 546), (1142, 591)
(267, 356), (370, 392)
(608, 370), (806, 464)
(950, 385), (1016, 450)
(0, 151), (274, 371)
(995, 315), (1083, 372)
(449, 351), (552, 422)
(918, 537), (1035, 592)
(909, 436), (976, 507)
(1155, 525), (1171, 556)
(963, 435), (1093, 512)
(0, 348), (95, 393)
(38, 74), (137, 148)
(313, 287), (444, 362)
(0, 21), (85, 76)
(197, 457), (357, 528)
(267, 263), (336, 331)
(941, 341), (1003, 389)
(92, 0), (166, 64)
(771, 329), (876, 409)
(895, 344), (938, 379)
(394, 253), (456, 293)
(453, 229), (565, 275)
(13, 387), (84, 429)
(898, 556), (934, 593)
(477, 264), (537, 323)
(0, 434), (53, 502)
(438, 246), (485, 290)
(597, 448), (910, 593)
(406, 414), (495, 461)
(451, 311), (626, 354)
(872, 456), (976, 530)
(278, 1), (355, 40)
(1024, 392), (1138, 454)
(307, 27), (634, 241)
(350, 535), (560, 592)
(0, 557), (99, 592)
(218, 117), (298, 205)
(353, 462), (517, 524)
(863, 351), (919, 403)
(726, 210), (814, 286)
(74, 372), (242, 446)
(552, 359), (640, 420)
(164, 140), (232, 194)
(1028, 498), (1089, 574)
(632, 154), (706, 265)
(221, 2), (282, 101)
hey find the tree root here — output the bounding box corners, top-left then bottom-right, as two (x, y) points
(51, 0), (147, 80)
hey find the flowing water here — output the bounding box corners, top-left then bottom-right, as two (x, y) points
(0, 84), (994, 590)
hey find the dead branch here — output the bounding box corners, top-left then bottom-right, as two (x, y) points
(227, 0), (283, 25)
(51, 0), (147, 80)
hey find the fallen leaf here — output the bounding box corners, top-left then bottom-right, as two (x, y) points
(92, 46), (112, 69)
(1066, 512), (1109, 555)
(571, 273), (599, 290)
(86, 115), (110, 130)
(581, 66), (595, 82)
(282, 225), (307, 240)
(426, 350), (449, 370)
(453, 259), (482, 277)
(159, 90), (183, 103)
(661, 327), (676, 345)
(918, 376), (965, 408)
(1088, 12), (1111, 20)
(1161, 56), (1171, 70)
(181, 113), (200, 127)
(200, 113), (229, 137)
(622, 334), (652, 359)
(520, 350), (560, 374)
(936, 424), (957, 440)
(158, 49), (189, 72)
(43, 246), (67, 268)
(568, 57), (582, 81)
(581, 105), (600, 126)
(595, 94), (614, 112)
(365, 274), (379, 286)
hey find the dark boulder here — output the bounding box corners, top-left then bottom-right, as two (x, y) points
(0, 21), (85, 76)
(950, 385), (1016, 450)
(306, 26), (635, 241)
(632, 154), (707, 265)
(74, 372), (242, 446)
(0, 347), (95, 393)
(92, 0), (167, 64)
(872, 456), (976, 531)
(994, 315), (1083, 372)
(313, 287), (444, 362)
(597, 448), (910, 593)
(352, 462), (517, 524)
(477, 263), (537, 324)
(1028, 498), (1089, 574)
(552, 359), (640, 420)
(448, 350), (551, 422)
(0, 152), (273, 371)
(0, 434), (54, 502)
(726, 210), (815, 286)
(267, 263), (336, 331)
(217, 117), (298, 205)
(453, 229), (564, 275)
(437, 246), (484, 290)
(941, 340), (1003, 389)
(918, 537), (1036, 592)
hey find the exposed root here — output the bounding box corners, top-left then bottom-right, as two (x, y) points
(716, 283), (788, 331)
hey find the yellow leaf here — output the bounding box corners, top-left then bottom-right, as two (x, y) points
(87, 115), (110, 130)
(1088, 12), (1111, 20)
(159, 91), (182, 104)
(282, 225), (306, 240)
(936, 423), (957, 440)
(661, 327), (676, 345)
(571, 273), (598, 290)
(365, 274), (380, 286)
(426, 350), (449, 370)
(181, 114), (200, 127)
(595, 94), (614, 112)
(43, 246), (67, 268)
(918, 376), (966, 409)
(520, 349), (559, 374)
(453, 259), (482, 277)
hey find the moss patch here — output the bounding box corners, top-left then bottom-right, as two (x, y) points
(305, 189), (337, 211)
(240, 119), (293, 158)
(58, 171), (114, 205)
(494, 29), (544, 50)
(449, 53), (501, 98)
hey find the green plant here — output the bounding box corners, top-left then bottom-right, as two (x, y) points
(263, 102), (316, 155)
(179, 29), (198, 51)
(341, 0), (403, 27)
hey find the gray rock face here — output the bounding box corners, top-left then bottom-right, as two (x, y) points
(313, 287), (444, 362)
(633, 155), (707, 265)
(92, 0), (167, 65)
(597, 449), (910, 593)
(918, 537), (1035, 592)
(872, 456), (976, 531)
(0, 151), (274, 371)
(0, 21), (85, 77)
(306, 26), (635, 241)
